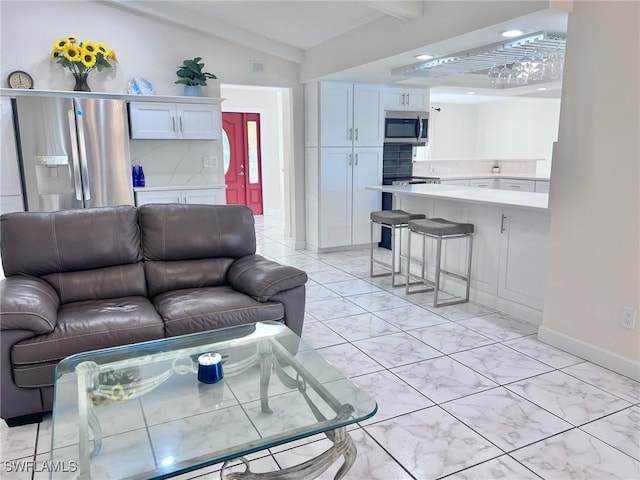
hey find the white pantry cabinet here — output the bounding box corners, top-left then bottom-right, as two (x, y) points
(306, 147), (382, 250)
(318, 82), (384, 147)
(135, 187), (225, 206)
(129, 102), (220, 140)
(383, 87), (430, 111)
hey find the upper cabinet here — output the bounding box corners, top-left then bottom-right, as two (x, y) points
(316, 82), (384, 148)
(129, 102), (220, 140)
(383, 87), (430, 112)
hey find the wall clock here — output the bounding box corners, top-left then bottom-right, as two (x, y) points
(7, 70), (34, 89)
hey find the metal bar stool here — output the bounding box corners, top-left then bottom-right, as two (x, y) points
(405, 217), (474, 307)
(370, 210), (426, 287)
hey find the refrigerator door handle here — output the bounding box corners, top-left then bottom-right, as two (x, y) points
(75, 107), (91, 200)
(67, 109), (83, 201)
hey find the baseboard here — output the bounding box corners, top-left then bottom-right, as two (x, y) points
(538, 326), (640, 381)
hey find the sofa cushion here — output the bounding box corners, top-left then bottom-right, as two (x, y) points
(154, 286), (284, 337)
(12, 296), (164, 369)
(144, 258), (234, 298)
(1, 206), (141, 278)
(42, 263), (147, 304)
(139, 204), (256, 261)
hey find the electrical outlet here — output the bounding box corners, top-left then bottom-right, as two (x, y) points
(202, 156), (217, 168)
(620, 307), (637, 330)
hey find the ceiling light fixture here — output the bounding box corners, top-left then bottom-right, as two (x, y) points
(415, 54), (434, 60)
(501, 29), (524, 38)
(538, 87), (547, 91)
(467, 91), (476, 95)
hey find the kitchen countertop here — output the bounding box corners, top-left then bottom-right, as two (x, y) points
(134, 184), (226, 192)
(434, 173), (551, 181)
(366, 184), (549, 212)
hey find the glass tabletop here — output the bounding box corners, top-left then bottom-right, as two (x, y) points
(50, 321), (377, 479)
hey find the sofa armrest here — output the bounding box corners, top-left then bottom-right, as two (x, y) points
(228, 255), (308, 302)
(0, 276), (59, 334)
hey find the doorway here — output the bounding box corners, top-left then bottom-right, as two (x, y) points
(222, 112), (264, 215)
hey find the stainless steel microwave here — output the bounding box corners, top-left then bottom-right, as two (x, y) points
(384, 111), (428, 145)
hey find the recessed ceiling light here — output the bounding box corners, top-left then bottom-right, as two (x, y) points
(501, 29), (524, 38)
(467, 91), (476, 95)
(538, 87), (547, 91)
(415, 54), (434, 61)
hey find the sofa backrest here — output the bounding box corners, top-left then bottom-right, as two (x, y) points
(138, 204), (256, 298)
(0, 206), (146, 303)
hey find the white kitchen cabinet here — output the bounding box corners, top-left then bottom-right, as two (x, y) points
(135, 187), (225, 206)
(308, 147), (382, 250)
(496, 178), (535, 192)
(441, 179), (471, 187)
(498, 209), (550, 310)
(383, 87), (430, 111)
(469, 178), (496, 188)
(535, 180), (550, 193)
(129, 102), (220, 140)
(1, 97), (24, 213)
(318, 82), (384, 147)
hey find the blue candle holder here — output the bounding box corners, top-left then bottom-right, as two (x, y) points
(197, 353), (223, 384)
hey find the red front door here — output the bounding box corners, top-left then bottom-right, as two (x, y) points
(223, 112), (264, 215)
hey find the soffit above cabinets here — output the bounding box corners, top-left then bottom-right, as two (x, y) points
(392, 31), (566, 82)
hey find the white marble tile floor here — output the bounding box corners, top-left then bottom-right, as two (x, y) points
(3, 211), (639, 480)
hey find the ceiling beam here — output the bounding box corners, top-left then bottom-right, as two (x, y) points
(362, 1), (423, 21)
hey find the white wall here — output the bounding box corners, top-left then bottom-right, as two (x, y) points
(540, 1), (639, 378)
(476, 98), (561, 177)
(429, 98), (560, 176)
(0, 1), (300, 93)
(220, 86), (285, 214)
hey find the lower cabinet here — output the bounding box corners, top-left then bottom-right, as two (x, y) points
(496, 178), (535, 192)
(135, 187), (226, 206)
(440, 179), (470, 187)
(306, 146), (382, 250)
(469, 178), (496, 188)
(535, 180), (550, 193)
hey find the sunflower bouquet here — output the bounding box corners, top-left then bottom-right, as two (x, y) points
(50, 36), (117, 90)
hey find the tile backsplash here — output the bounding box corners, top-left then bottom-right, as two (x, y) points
(382, 144), (414, 179)
(129, 140), (222, 187)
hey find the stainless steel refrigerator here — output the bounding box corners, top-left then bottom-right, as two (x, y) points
(13, 96), (134, 212)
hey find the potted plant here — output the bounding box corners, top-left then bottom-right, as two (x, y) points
(175, 57), (217, 96)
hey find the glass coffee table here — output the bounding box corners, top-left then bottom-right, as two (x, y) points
(50, 321), (377, 479)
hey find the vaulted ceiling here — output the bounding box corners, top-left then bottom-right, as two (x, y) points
(108, 1), (569, 103)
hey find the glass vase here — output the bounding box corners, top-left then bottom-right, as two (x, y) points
(73, 72), (91, 92)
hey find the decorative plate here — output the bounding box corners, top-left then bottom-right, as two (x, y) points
(128, 77), (154, 95)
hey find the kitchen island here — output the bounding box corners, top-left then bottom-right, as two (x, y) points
(366, 184), (550, 324)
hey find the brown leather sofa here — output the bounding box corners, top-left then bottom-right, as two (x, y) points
(0, 204), (307, 426)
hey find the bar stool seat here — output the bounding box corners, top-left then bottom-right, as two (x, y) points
(405, 217), (474, 307)
(370, 209), (426, 287)
(409, 217), (474, 236)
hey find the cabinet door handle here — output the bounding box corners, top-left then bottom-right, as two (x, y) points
(349, 128), (353, 140)
(355, 128), (359, 141)
(511, 185), (521, 188)
(500, 214), (507, 233)
(179, 116), (183, 132)
(171, 117), (176, 132)
(355, 153), (359, 166)
(348, 154), (352, 166)
(401, 93), (405, 105)
(406, 93), (410, 104)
